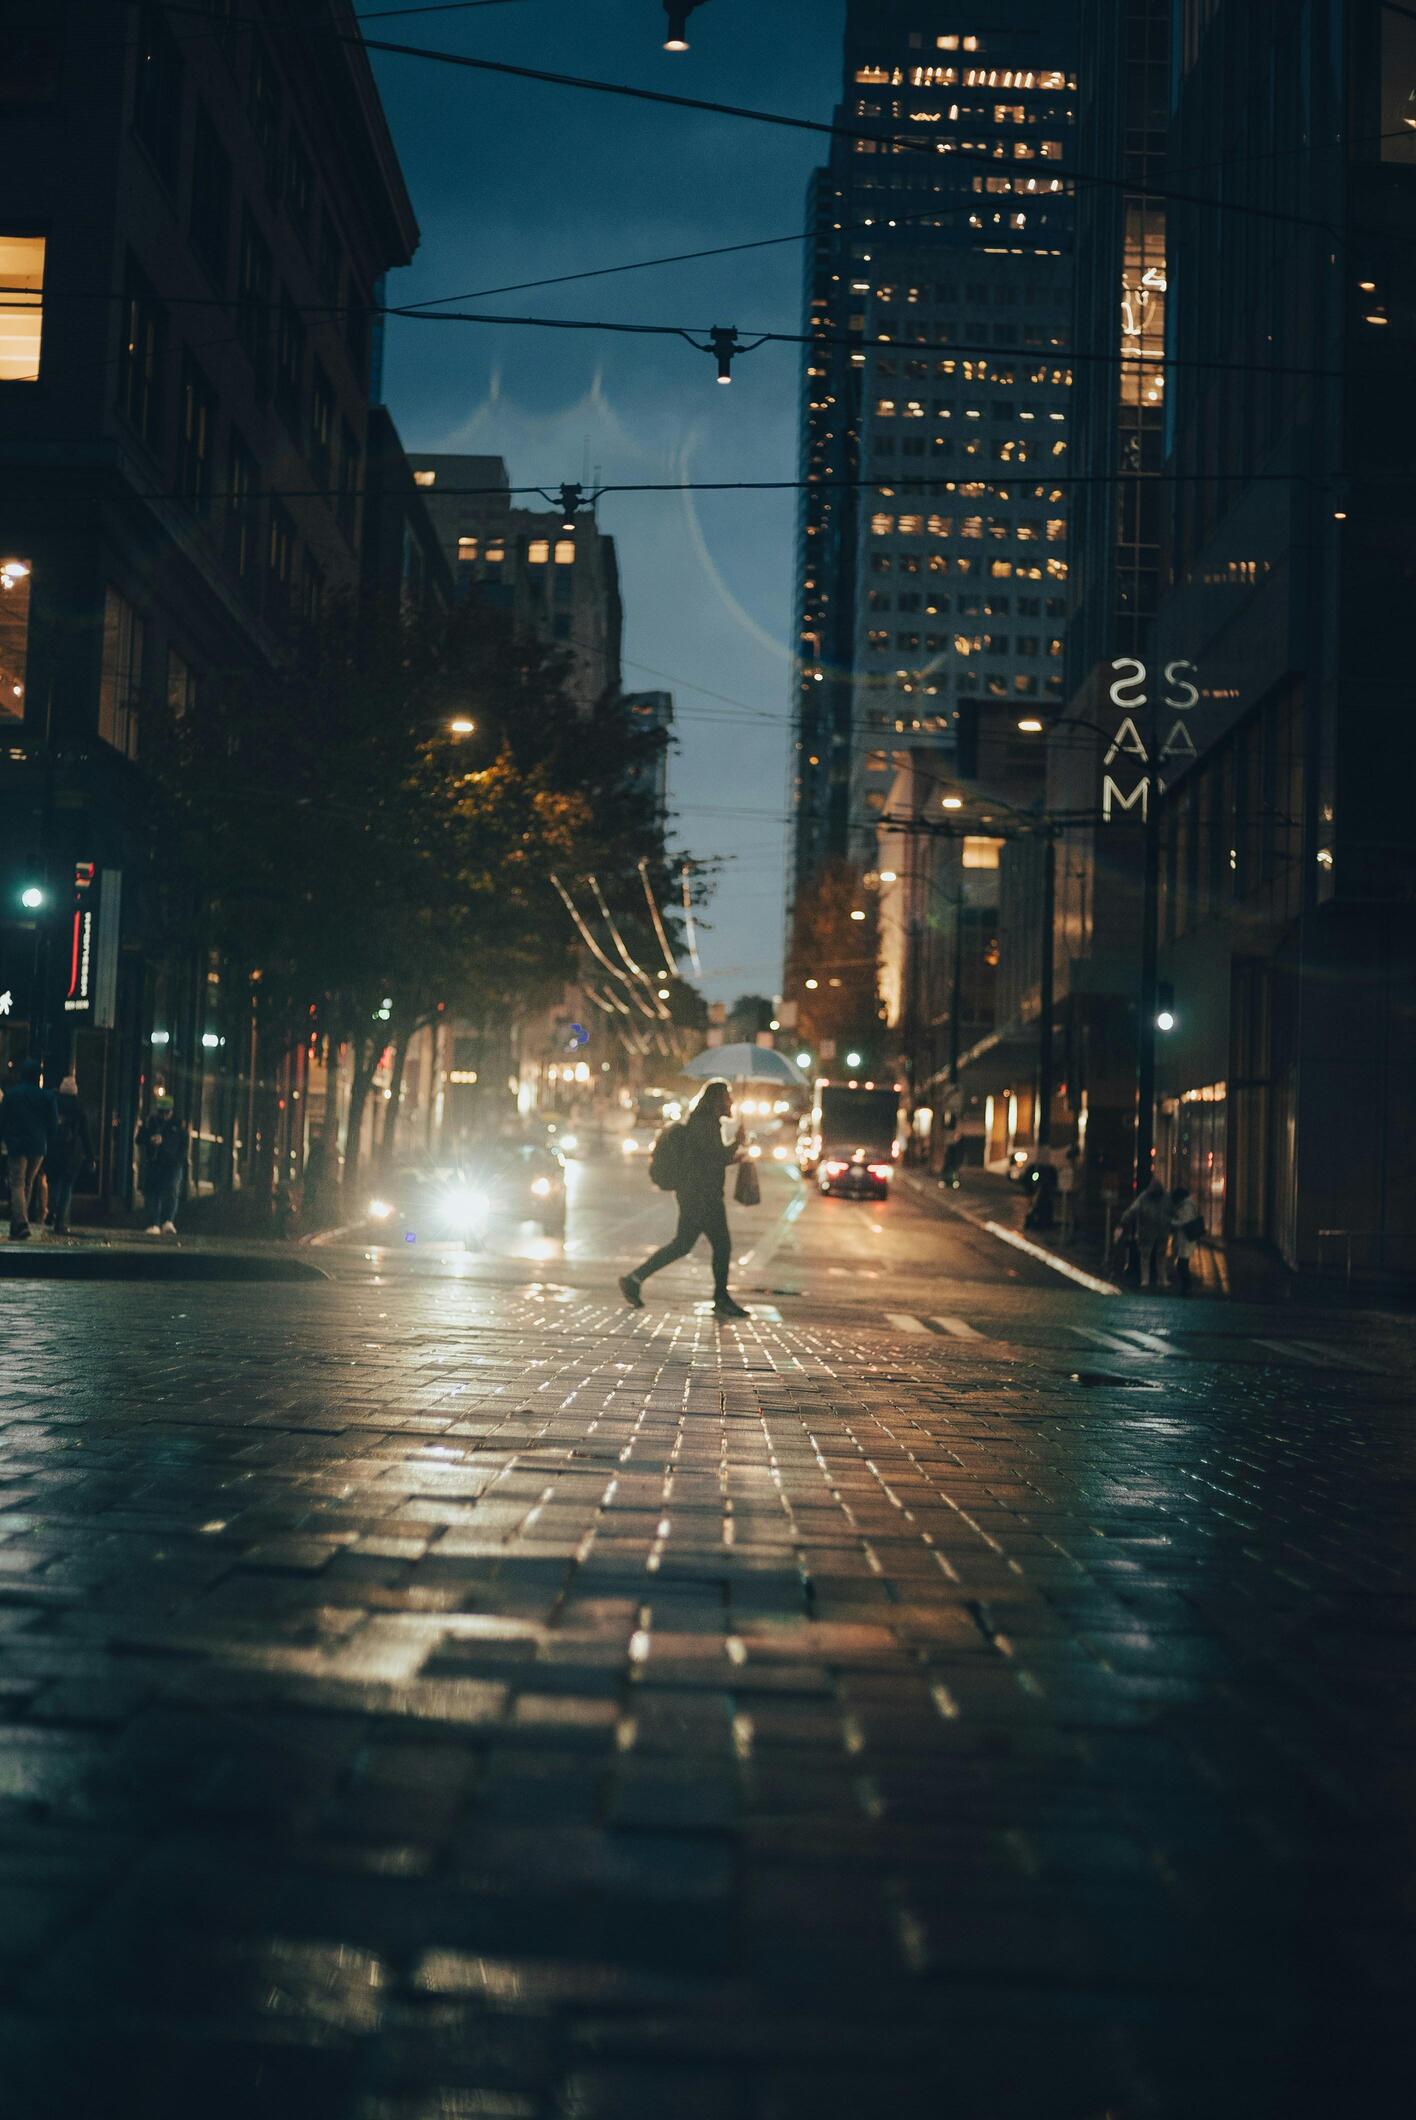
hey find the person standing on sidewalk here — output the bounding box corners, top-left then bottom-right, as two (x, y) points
(136, 1095), (189, 1235)
(1, 1057), (59, 1241)
(1056, 1143), (1079, 1244)
(1117, 1176), (1171, 1290)
(1169, 1185), (1203, 1297)
(620, 1078), (749, 1318)
(46, 1074), (95, 1236)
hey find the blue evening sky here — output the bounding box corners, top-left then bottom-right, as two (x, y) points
(371, 0), (845, 1003)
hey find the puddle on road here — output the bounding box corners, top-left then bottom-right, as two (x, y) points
(1068, 1370), (1163, 1391)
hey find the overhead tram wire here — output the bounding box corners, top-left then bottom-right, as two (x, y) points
(395, 121), (1416, 309)
(120, 2), (1415, 252)
(297, 29), (1396, 254)
(55, 466), (1393, 510)
(5, 283), (1365, 391)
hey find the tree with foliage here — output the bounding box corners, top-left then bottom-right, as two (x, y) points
(156, 591), (678, 1194)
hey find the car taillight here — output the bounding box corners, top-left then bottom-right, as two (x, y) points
(822, 1159), (848, 1176)
(867, 1163), (893, 1180)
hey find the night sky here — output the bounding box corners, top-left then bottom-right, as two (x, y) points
(369, 0), (846, 1003)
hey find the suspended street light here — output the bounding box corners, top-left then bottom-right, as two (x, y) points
(682, 324), (767, 385)
(662, 0), (708, 52)
(537, 480), (603, 532)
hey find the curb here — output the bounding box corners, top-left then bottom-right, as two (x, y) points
(0, 1245), (331, 1282)
(898, 1170), (1123, 1296)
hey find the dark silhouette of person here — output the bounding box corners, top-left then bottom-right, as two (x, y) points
(620, 1078), (748, 1317)
(46, 1073), (95, 1235)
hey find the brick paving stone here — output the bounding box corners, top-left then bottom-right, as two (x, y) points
(1, 1278), (1415, 2115)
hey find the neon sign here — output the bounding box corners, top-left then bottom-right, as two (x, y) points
(1102, 657), (1199, 821)
(63, 862), (95, 1014)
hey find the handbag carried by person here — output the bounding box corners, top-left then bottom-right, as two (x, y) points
(733, 1157), (761, 1207)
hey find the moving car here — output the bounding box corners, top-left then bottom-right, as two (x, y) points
(801, 1081), (904, 1200)
(363, 1139), (567, 1247)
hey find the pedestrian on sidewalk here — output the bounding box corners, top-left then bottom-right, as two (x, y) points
(1169, 1185), (1203, 1296)
(136, 1096), (189, 1235)
(1117, 1176), (1170, 1289)
(46, 1074), (95, 1236)
(1023, 1146), (1058, 1231)
(1, 1057), (59, 1241)
(620, 1078), (749, 1318)
(1056, 1143), (1079, 1244)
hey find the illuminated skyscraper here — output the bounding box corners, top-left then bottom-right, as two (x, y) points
(788, 3), (1078, 900)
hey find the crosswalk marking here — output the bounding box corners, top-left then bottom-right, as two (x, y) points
(1255, 1337), (1380, 1375)
(1114, 1328), (1175, 1355)
(872, 1313), (1381, 1376)
(1255, 1337), (1326, 1367)
(1068, 1325), (1148, 1356)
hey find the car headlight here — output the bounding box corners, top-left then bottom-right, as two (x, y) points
(444, 1186), (490, 1225)
(621, 1136), (639, 1155)
(747, 1143), (762, 1159)
(772, 1144), (789, 1161)
(367, 1198), (394, 1221)
(530, 1175), (553, 1198)
(559, 1133), (578, 1152)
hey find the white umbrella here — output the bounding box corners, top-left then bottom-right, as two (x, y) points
(681, 1044), (808, 1088)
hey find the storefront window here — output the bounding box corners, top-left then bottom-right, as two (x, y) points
(1161, 1082), (1227, 1235)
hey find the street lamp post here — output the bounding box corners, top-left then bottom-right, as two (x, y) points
(1036, 827), (1056, 1150)
(1135, 776), (1161, 1192)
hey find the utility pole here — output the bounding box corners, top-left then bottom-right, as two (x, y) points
(948, 895), (963, 1087)
(1037, 827), (1056, 1149)
(1133, 714), (1161, 1192)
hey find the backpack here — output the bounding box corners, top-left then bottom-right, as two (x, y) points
(648, 1120), (689, 1192)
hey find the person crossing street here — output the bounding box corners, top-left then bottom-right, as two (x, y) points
(620, 1078), (749, 1318)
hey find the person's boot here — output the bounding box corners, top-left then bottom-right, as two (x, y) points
(713, 1293), (749, 1318)
(619, 1274), (644, 1308)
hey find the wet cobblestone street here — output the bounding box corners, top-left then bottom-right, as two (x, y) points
(2, 1269), (1414, 2117)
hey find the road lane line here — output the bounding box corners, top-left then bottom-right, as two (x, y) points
(738, 1190), (805, 1275)
(887, 1312), (929, 1334)
(929, 1316), (982, 1338)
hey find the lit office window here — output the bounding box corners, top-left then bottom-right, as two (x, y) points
(0, 558), (32, 721)
(527, 539), (550, 564)
(553, 539), (576, 564)
(0, 234), (45, 381)
(457, 535), (479, 563)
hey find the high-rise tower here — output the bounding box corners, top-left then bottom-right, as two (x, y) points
(788, 3), (1078, 910)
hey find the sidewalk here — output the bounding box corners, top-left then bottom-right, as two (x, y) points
(903, 1165), (1238, 1300)
(0, 1225), (329, 1280)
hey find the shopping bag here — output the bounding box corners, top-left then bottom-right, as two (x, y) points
(734, 1157), (761, 1207)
